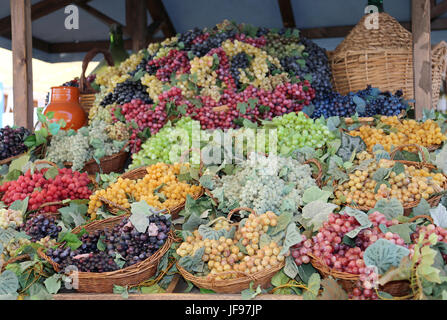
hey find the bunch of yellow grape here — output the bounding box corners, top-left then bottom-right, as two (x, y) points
(88, 163), (202, 218)
(334, 151), (446, 207)
(177, 211), (284, 280)
(349, 116), (446, 152)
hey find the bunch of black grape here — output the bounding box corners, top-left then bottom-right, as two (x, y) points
(129, 57), (149, 77)
(100, 79), (152, 106)
(312, 86), (408, 118)
(280, 37), (333, 102)
(0, 126), (31, 160)
(230, 52), (251, 88)
(45, 214), (171, 273)
(22, 215), (62, 241)
(189, 29), (237, 57)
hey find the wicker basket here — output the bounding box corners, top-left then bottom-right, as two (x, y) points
(38, 215), (174, 293)
(96, 164), (204, 220)
(64, 143), (129, 175)
(343, 144), (447, 216)
(330, 13), (447, 108)
(177, 207), (285, 293)
(310, 215), (434, 298)
(79, 48), (115, 115)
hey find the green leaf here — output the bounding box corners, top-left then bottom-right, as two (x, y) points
(183, 212), (208, 232)
(373, 198), (404, 220)
(29, 283), (53, 300)
(0, 270), (19, 297)
(342, 207), (372, 238)
(237, 102), (248, 115)
(59, 203), (87, 228)
(259, 233), (272, 249)
(178, 247), (205, 273)
(280, 223), (302, 255)
(269, 212), (292, 235)
(319, 278), (348, 300)
(387, 223), (413, 244)
(9, 197), (28, 215)
(48, 122), (61, 136)
(114, 252), (126, 268)
(58, 232), (82, 250)
(301, 201), (338, 232)
(44, 274), (62, 294)
(140, 284), (166, 294)
(413, 198), (431, 216)
(372, 168), (392, 182)
(113, 285), (129, 299)
(9, 154), (30, 173)
(284, 255), (298, 279)
(199, 288), (215, 294)
(303, 273), (321, 300)
(199, 175), (215, 190)
(241, 282), (262, 300)
(392, 162), (405, 175)
(197, 225), (227, 240)
(302, 186), (332, 204)
(271, 270), (291, 287)
(296, 263), (318, 284)
(336, 132), (366, 162)
(364, 239), (410, 274)
(430, 204), (447, 228)
(44, 167), (59, 180)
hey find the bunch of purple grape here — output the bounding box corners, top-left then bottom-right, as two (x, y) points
(22, 214), (62, 241)
(45, 214), (171, 273)
(0, 126), (31, 160)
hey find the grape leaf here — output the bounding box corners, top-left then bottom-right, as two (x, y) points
(434, 144), (447, 175)
(284, 256), (298, 279)
(114, 252), (126, 268)
(364, 239), (410, 274)
(430, 204), (447, 228)
(58, 232), (82, 250)
(197, 225), (227, 240)
(259, 233), (272, 249)
(44, 167), (59, 180)
(296, 263), (318, 284)
(373, 198), (403, 220)
(342, 207), (372, 238)
(183, 213), (208, 232)
(372, 168), (391, 182)
(387, 223), (413, 244)
(241, 283), (262, 300)
(413, 198), (431, 216)
(280, 223), (302, 255)
(199, 175), (215, 190)
(268, 212), (292, 235)
(303, 273), (321, 300)
(302, 186), (332, 204)
(9, 154), (30, 173)
(336, 132), (366, 162)
(129, 210), (149, 233)
(178, 247), (205, 273)
(9, 197), (29, 215)
(0, 270), (19, 298)
(44, 274), (62, 294)
(319, 278), (348, 300)
(301, 201), (338, 232)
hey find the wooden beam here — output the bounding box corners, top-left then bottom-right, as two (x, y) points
(412, 0), (432, 119)
(146, 0), (176, 38)
(126, 0), (148, 52)
(277, 0), (296, 29)
(77, 3), (131, 36)
(431, 0), (447, 19)
(11, 0), (33, 129)
(49, 38), (165, 53)
(54, 293), (302, 300)
(0, 0), (92, 37)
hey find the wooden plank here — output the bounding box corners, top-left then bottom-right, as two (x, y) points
(49, 38), (165, 53)
(77, 3), (131, 36)
(166, 274), (181, 293)
(413, 0), (432, 120)
(54, 293), (302, 300)
(126, 0), (148, 52)
(431, 0), (447, 19)
(146, 0), (176, 38)
(11, 0), (33, 129)
(277, 0), (296, 29)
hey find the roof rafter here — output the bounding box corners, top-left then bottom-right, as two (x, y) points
(277, 0), (296, 29)
(145, 0), (176, 38)
(431, 0), (447, 20)
(77, 2), (131, 36)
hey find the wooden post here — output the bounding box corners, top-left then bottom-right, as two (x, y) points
(126, 0), (148, 52)
(412, 0), (432, 120)
(10, 0), (33, 129)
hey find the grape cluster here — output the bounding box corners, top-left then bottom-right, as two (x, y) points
(22, 214), (62, 241)
(349, 117), (447, 152)
(0, 208), (23, 229)
(291, 211), (406, 300)
(4, 237), (31, 257)
(212, 153), (316, 214)
(46, 214), (171, 272)
(410, 223), (447, 261)
(0, 167), (92, 213)
(100, 79), (152, 106)
(313, 86), (408, 118)
(0, 126), (31, 160)
(334, 152), (446, 207)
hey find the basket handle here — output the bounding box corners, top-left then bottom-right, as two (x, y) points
(408, 215), (434, 224)
(37, 247), (61, 273)
(390, 144), (427, 162)
(80, 48), (115, 93)
(33, 160), (59, 169)
(304, 158), (323, 187)
(207, 269), (257, 283)
(1, 254), (30, 272)
(227, 207), (257, 221)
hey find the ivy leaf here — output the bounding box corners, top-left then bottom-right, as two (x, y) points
(430, 204), (447, 228)
(373, 198), (404, 220)
(301, 201), (338, 232)
(302, 186), (332, 204)
(319, 278), (348, 300)
(280, 223), (302, 255)
(364, 239), (410, 274)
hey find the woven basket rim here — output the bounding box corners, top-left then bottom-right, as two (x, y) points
(38, 216), (174, 278)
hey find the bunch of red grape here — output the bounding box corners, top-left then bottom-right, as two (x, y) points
(291, 211), (406, 300)
(0, 167), (92, 213)
(410, 224), (447, 263)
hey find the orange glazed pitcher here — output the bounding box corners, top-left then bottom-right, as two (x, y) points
(44, 86), (87, 131)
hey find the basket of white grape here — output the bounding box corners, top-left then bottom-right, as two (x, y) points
(333, 145), (447, 216)
(177, 207), (292, 294)
(0, 126), (32, 166)
(87, 162), (203, 220)
(37, 212), (173, 293)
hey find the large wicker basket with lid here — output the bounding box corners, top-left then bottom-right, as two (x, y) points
(330, 13), (447, 108)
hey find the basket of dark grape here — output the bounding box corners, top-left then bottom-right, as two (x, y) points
(79, 48), (114, 114)
(333, 146), (447, 216)
(87, 163), (203, 220)
(176, 207), (285, 294)
(38, 214), (173, 293)
(0, 126), (32, 166)
(291, 211), (425, 299)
